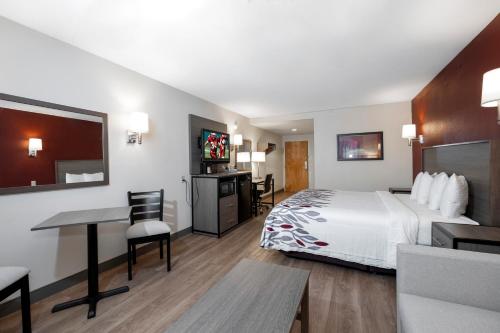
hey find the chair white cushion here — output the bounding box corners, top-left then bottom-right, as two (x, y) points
(0, 266), (29, 291)
(126, 221), (171, 239)
(428, 172), (449, 210)
(440, 174), (468, 218)
(417, 172), (434, 205)
(410, 172), (424, 200)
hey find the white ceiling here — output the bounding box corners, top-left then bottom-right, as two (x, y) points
(252, 119), (314, 135)
(0, 1), (499, 118)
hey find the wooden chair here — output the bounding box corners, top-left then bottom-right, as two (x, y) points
(255, 174), (273, 214)
(127, 189), (171, 280)
(0, 267), (31, 333)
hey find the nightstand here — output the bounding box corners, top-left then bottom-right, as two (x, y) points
(388, 187), (411, 194)
(432, 222), (500, 255)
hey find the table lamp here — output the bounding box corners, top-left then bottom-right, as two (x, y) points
(251, 152), (266, 178)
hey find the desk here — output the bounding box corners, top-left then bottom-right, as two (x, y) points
(31, 206), (132, 319)
(252, 178), (275, 216)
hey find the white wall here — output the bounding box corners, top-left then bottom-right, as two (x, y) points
(0, 17), (281, 292)
(313, 102), (412, 191)
(282, 134), (315, 189)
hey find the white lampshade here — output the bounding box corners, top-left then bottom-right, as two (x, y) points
(252, 152), (266, 163)
(128, 112), (149, 133)
(29, 138), (43, 151)
(482, 68), (500, 107)
(402, 124), (416, 139)
(237, 152), (250, 163)
(233, 134), (243, 146)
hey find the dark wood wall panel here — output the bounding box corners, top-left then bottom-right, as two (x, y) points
(412, 14), (500, 178)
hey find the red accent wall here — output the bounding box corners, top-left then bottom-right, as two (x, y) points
(0, 108), (103, 187)
(412, 14), (500, 179)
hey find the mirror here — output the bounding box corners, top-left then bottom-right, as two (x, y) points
(0, 93), (109, 195)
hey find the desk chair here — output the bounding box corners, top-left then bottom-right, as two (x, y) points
(0, 267), (31, 333)
(254, 174), (273, 214)
(127, 189), (171, 280)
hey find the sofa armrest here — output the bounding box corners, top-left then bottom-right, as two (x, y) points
(397, 244), (500, 312)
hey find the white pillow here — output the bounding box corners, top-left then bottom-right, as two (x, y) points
(440, 174), (468, 218)
(410, 172), (424, 200)
(428, 172), (449, 210)
(66, 173), (85, 183)
(417, 172), (434, 205)
(83, 172), (104, 182)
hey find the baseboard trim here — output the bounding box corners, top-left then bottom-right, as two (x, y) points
(0, 227), (192, 318)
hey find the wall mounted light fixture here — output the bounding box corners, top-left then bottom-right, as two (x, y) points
(402, 124), (424, 146)
(127, 112), (149, 144)
(28, 138), (43, 157)
(481, 68), (500, 124)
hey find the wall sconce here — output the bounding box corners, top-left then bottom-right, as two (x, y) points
(481, 68), (500, 124)
(28, 138), (43, 157)
(127, 112), (149, 144)
(402, 124), (424, 146)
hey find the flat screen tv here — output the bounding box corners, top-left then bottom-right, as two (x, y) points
(201, 129), (230, 163)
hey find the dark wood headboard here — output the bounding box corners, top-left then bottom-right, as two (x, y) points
(422, 140), (500, 226)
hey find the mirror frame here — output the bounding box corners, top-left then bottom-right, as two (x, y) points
(0, 93), (109, 195)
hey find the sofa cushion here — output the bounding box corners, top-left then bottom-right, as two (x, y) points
(399, 293), (500, 333)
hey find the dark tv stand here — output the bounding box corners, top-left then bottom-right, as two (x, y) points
(191, 171), (252, 237)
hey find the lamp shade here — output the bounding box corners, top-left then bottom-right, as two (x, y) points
(402, 124), (416, 139)
(29, 138), (43, 151)
(128, 112), (149, 133)
(233, 134), (243, 146)
(482, 68), (500, 107)
(237, 152), (250, 162)
(252, 152), (266, 163)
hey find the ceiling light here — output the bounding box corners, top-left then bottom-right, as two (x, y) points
(291, 128), (297, 132)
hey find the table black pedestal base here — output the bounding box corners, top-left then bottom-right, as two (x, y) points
(51, 224), (129, 319)
(52, 286), (129, 318)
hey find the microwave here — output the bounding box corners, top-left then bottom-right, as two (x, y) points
(219, 180), (235, 197)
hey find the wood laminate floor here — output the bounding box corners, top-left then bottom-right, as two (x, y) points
(0, 192), (396, 333)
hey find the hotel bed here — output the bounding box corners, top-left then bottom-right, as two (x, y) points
(260, 140), (500, 271)
(260, 189), (477, 269)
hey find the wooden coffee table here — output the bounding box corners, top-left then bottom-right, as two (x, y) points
(166, 258), (310, 333)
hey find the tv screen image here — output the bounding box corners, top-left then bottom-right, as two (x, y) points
(202, 129), (230, 162)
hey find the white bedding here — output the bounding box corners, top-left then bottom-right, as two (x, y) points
(260, 190), (478, 269)
(395, 194), (478, 245)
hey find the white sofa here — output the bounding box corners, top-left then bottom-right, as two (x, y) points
(397, 244), (500, 333)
